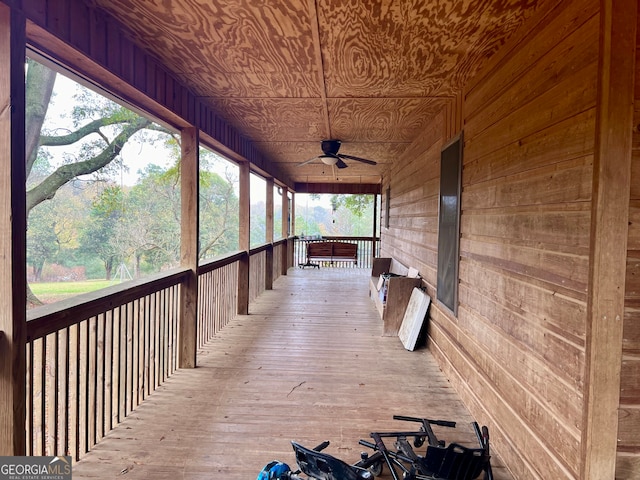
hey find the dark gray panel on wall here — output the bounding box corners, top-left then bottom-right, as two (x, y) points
(437, 133), (462, 313)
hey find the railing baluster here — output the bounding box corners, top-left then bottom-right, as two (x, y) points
(88, 316), (97, 451)
(96, 313), (104, 443)
(118, 304), (126, 424)
(144, 295), (150, 399)
(59, 328), (68, 456)
(35, 337), (44, 455)
(159, 288), (164, 384)
(26, 341), (32, 456)
(45, 333), (56, 455)
(104, 310), (113, 436)
(70, 323), (79, 460)
(132, 299), (139, 409)
(79, 319), (88, 456)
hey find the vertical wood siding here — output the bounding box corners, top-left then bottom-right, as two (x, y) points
(380, 0), (602, 478)
(619, 11), (640, 477)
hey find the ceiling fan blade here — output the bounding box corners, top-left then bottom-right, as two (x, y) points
(336, 158), (348, 169)
(298, 156), (320, 167)
(338, 154), (377, 165)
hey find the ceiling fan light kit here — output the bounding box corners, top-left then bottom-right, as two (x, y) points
(320, 154), (339, 165)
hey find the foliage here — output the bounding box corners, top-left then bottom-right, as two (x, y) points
(125, 164), (182, 275)
(294, 194), (375, 237)
(329, 194), (373, 217)
(199, 164), (240, 258)
(78, 185), (125, 280)
(27, 200), (60, 282)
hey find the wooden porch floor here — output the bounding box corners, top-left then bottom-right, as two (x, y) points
(72, 267), (512, 479)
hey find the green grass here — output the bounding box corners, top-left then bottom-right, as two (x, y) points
(30, 279), (116, 297)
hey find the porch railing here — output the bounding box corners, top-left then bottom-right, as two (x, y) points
(25, 238), (294, 460)
(293, 236), (380, 269)
(197, 252), (242, 348)
(26, 270), (186, 459)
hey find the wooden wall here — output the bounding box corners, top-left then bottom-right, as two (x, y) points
(620, 10), (640, 477)
(378, 0), (634, 477)
(459, 1), (597, 476)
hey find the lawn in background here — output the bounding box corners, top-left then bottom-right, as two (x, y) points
(30, 279), (120, 304)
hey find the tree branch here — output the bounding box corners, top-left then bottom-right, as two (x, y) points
(39, 116), (136, 147)
(26, 117), (151, 213)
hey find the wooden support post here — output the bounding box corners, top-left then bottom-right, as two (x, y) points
(265, 245), (274, 290)
(581, 0), (637, 478)
(237, 163), (250, 315)
(266, 178), (274, 243)
(372, 192), (378, 258)
(290, 192), (296, 238)
(281, 187), (289, 275)
(0, 4), (27, 456)
(179, 127), (199, 368)
(265, 178), (274, 290)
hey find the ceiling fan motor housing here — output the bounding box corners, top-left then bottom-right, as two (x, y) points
(321, 139), (341, 155)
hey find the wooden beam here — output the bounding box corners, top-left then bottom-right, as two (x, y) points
(179, 127), (199, 368)
(581, 0), (638, 478)
(266, 178), (274, 244)
(372, 192), (378, 257)
(265, 178), (274, 289)
(237, 163), (250, 315)
(0, 3), (27, 456)
(281, 186), (290, 239)
(294, 182), (381, 195)
(281, 187), (289, 275)
(290, 192), (296, 238)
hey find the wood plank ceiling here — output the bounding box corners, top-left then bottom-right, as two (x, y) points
(87, 0), (542, 187)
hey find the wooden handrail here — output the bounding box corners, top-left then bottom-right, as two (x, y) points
(249, 243), (272, 255)
(273, 237), (289, 247)
(197, 250), (247, 275)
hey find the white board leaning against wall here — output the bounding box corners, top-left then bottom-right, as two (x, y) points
(399, 288), (431, 351)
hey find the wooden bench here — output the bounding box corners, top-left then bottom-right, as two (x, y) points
(299, 241), (358, 268)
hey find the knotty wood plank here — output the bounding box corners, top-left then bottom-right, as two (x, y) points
(72, 268), (513, 479)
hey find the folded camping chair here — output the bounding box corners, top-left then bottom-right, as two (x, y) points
(360, 415), (493, 480)
(414, 441), (490, 479)
(291, 441), (374, 480)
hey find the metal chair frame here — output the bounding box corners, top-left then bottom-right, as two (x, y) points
(358, 415), (493, 480)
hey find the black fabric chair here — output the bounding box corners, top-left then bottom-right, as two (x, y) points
(418, 442), (490, 479)
(360, 415), (493, 480)
(291, 442), (373, 480)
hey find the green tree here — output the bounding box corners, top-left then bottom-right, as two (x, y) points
(125, 164), (181, 275)
(78, 186), (125, 281)
(27, 201), (60, 281)
(27, 181), (89, 280)
(199, 168), (239, 258)
(329, 194), (374, 218)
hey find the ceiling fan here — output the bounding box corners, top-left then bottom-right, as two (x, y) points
(298, 140), (378, 169)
